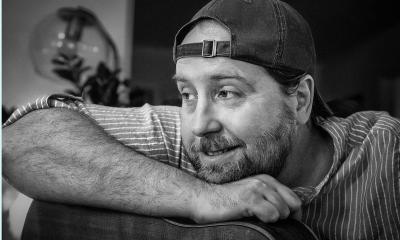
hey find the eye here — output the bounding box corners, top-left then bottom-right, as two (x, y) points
(180, 91), (196, 101)
(216, 89), (238, 99)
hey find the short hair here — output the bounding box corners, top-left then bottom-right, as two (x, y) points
(266, 68), (331, 121)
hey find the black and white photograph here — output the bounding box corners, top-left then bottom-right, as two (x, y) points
(2, 0), (400, 239)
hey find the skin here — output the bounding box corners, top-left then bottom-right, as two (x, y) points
(177, 20), (333, 188)
(177, 54), (297, 184)
(2, 20), (333, 224)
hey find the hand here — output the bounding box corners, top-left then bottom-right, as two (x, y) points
(190, 174), (302, 223)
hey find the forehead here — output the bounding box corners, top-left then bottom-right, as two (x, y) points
(176, 57), (267, 83)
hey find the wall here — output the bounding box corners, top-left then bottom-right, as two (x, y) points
(131, 45), (179, 105)
(317, 23), (400, 117)
(2, 0), (133, 108)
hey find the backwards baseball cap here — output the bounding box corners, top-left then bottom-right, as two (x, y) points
(173, 0), (333, 118)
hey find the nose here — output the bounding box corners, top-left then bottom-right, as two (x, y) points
(191, 100), (222, 137)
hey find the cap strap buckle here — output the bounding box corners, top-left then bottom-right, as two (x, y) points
(202, 40), (217, 58)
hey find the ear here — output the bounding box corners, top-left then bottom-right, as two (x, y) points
(295, 74), (314, 124)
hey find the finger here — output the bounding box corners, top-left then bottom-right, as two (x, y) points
(262, 190), (290, 219)
(254, 181), (290, 219)
(250, 201), (280, 223)
(274, 184), (302, 211)
(255, 175), (302, 211)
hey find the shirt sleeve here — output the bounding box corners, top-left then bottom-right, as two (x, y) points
(3, 94), (195, 173)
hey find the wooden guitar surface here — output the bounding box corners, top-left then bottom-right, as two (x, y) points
(22, 200), (318, 240)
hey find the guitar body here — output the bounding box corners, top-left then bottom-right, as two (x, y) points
(22, 200), (317, 240)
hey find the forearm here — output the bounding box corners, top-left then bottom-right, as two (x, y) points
(2, 108), (206, 218)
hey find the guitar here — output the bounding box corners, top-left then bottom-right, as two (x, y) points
(22, 200), (318, 240)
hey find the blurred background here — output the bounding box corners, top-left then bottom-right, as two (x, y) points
(2, 0), (400, 239)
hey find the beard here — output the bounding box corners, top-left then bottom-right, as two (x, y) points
(184, 105), (297, 184)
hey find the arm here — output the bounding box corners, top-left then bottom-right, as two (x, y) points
(3, 108), (201, 218)
(3, 108), (301, 223)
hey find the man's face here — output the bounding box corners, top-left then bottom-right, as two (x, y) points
(175, 21), (298, 184)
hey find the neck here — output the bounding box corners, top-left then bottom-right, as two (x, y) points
(277, 121), (334, 188)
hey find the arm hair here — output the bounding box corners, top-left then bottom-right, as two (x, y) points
(2, 108), (208, 218)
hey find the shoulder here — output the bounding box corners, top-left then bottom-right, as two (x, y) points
(323, 111), (399, 137)
(353, 111), (400, 135)
(135, 104), (181, 126)
(318, 111), (399, 157)
(82, 102), (181, 115)
(142, 104), (181, 117)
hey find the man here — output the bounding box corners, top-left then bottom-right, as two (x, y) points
(3, 0), (400, 239)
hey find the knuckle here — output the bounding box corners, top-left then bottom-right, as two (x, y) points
(252, 178), (263, 185)
(268, 193), (279, 202)
(260, 174), (275, 183)
(250, 179), (266, 190)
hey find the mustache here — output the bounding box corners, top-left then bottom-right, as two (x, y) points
(189, 134), (245, 153)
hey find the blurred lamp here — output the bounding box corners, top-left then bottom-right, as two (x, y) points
(30, 6), (120, 83)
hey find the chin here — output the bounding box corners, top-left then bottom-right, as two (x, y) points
(195, 155), (285, 184)
(197, 172), (233, 184)
(196, 161), (248, 184)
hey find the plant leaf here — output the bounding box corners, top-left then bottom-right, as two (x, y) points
(78, 66), (91, 75)
(72, 58), (84, 69)
(52, 57), (67, 65)
(53, 68), (75, 82)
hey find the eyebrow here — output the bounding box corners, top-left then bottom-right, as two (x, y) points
(173, 73), (253, 86)
(172, 74), (186, 83)
(210, 73), (249, 83)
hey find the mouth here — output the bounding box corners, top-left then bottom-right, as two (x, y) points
(202, 146), (239, 157)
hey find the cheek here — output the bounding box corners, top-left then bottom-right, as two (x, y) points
(180, 114), (194, 147)
(222, 98), (281, 140)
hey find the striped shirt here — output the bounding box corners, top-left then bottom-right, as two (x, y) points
(4, 94), (400, 240)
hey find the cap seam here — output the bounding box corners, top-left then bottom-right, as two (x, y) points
(205, 0), (219, 10)
(271, 0), (285, 67)
(277, 2), (287, 66)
